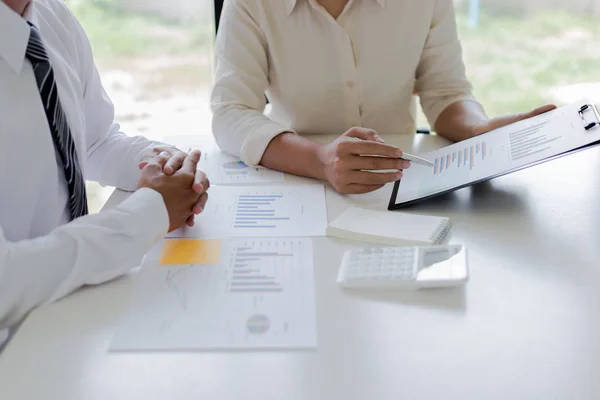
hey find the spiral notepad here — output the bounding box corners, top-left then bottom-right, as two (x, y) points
(327, 207), (452, 246)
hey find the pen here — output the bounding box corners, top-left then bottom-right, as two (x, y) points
(400, 152), (435, 167)
(347, 136), (435, 167)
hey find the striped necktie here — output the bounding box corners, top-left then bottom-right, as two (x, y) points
(25, 23), (88, 220)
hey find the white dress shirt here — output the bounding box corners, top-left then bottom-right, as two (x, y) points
(212, 0), (476, 166)
(0, 0), (170, 344)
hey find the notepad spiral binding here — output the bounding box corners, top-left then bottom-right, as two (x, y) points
(429, 219), (453, 244)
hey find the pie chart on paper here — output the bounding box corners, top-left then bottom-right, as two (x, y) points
(223, 161), (249, 170)
(247, 314), (270, 334)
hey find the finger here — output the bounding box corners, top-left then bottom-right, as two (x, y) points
(192, 193), (209, 214)
(510, 105), (557, 126)
(140, 160), (164, 177)
(343, 127), (385, 143)
(347, 155), (411, 171)
(186, 214), (195, 227)
(142, 151), (171, 170)
(350, 170), (403, 185)
(139, 148), (168, 168)
(164, 150), (187, 175)
(487, 115), (521, 132)
(193, 170), (209, 194)
(339, 140), (403, 158)
(524, 104), (557, 118)
(343, 184), (386, 195)
(180, 150), (202, 175)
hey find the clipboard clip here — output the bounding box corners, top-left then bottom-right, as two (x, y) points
(578, 104), (600, 131)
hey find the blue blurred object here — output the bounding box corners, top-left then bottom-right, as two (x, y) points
(468, 0), (480, 28)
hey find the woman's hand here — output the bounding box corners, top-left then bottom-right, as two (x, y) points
(435, 101), (557, 142)
(472, 104), (557, 136)
(317, 127), (411, 194)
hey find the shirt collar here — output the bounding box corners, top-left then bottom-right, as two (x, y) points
(286, 0), (386, 16)
(0, 1), (36, 74)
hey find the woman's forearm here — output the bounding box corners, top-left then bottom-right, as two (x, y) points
(259, 133), (327, 180)
(434, 100), (489, 142)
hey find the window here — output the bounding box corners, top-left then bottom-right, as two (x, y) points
(454, 0), (600, 118)
(66, 0), (215, 212)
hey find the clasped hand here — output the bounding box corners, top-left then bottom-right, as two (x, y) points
(137, 146), (209, 232)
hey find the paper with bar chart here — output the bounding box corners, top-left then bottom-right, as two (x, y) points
(110, 238), (316, 351)
(393, 100), (600, 205)
(168, 184), (327, 239)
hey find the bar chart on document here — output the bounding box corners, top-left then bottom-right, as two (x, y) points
(168, 184), (328, 238)
(110, 238), (317, 350)
(412, 140), (495, 195)
(406, 113), (558, 196)
(432, 141), (491, 177)
(227, 241), (302, 294)
(389, 138), (497, 203)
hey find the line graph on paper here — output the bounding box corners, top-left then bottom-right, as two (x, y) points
(164, 266), (194, 311)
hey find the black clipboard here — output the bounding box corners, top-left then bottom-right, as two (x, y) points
(388, 103), (600, 210)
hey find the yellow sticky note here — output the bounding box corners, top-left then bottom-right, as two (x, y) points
(159, 240), (221, 265)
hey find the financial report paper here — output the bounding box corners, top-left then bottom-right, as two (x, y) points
(168, 184), (327, 239)
(393, 100), (600, 205)
(111, 238), (316, 351)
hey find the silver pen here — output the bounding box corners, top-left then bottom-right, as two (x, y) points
(399, 152), (435, 167)
(347, 136), (435, 167)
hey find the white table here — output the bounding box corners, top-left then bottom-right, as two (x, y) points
(1, 134), (600, 400)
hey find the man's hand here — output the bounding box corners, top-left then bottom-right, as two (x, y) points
(137, 150), (210, 232)
(316, 127), (410, 195)
(184, 166), (210, 228)
(471, 104), (557, 136)
(139, 146), (207, 197)
(139, 146), (190, 175)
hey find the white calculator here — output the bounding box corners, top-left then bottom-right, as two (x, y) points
(337, 245), (468, 290)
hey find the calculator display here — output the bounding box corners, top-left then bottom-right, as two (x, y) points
(422, 249), (452, 266)
(417, 246), (467, 281)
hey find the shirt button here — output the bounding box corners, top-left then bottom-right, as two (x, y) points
(346, 80), (355, 89)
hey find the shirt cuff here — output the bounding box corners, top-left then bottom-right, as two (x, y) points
(114, 140), (167, 192)
(118, 188), (170, 244)
(240, 122), (295, 167)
